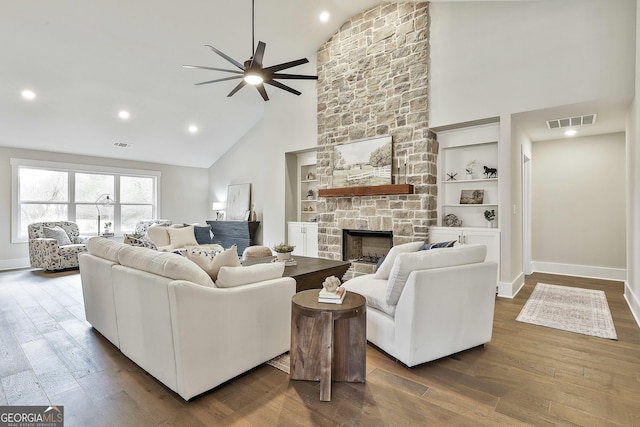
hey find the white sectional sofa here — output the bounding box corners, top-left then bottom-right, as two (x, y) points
(342, 243), (498, 367)
(79, 237), (296, 400)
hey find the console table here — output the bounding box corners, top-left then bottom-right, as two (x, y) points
(206, 221), (260, 256)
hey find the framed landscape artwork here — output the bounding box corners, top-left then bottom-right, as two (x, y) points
(460, 189), (484, 204)
(226, 183), (251, 220)
(331, 136), (392, 188)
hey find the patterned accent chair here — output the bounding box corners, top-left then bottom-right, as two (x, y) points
(28, 221), (88, 271)
(123, 219), (172, 249)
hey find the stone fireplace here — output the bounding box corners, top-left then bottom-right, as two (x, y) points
(316, 2), (437, 279)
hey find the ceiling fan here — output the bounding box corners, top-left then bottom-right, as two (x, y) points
(183, 0), (318, 101)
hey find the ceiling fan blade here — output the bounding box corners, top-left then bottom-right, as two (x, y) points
(263, 58), (309, 73)
(228, 81), (247, 97)
(250, 41), (266, 69)
(205, 45), (245, 70)
(194, 75), (244, 85)
(183, 65), (243, 74)
(271, 73), (318, 80)
(256, 84), (269, 101)
(264, 79), (301, 96)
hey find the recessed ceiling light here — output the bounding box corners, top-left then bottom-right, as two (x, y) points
(188, 125), (198, 134)
(564, 129), (577, 137)
(118, 110), (130, 120)
(21, 89), (36, 100)
(319, 11), (330, 22)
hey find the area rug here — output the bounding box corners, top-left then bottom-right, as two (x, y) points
(266, 353), (290, 374)
(516, 283), (617, 339)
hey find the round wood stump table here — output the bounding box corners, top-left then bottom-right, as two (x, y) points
(290, 289), (366, 402)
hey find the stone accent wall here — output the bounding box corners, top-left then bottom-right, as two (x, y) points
(316, 2), (437, 272)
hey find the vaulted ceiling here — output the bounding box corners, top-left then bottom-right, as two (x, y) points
(1, 0), (412, 168)
(2, 1), (628, 169)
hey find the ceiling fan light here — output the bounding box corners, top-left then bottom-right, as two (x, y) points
(244, 72), (263, 85)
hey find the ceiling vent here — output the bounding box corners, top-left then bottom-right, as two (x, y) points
(113, 142), (132, 148)
(546, 114), (597, 129)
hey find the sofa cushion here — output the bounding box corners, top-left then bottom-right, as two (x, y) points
(184, 245), (240, 281)
(342, 274), (396, 317)
(43, 226), (72, 246)
(373, 241), (424, 280)
(386, 244), (487, 305)
(87, 236), (123, 262)
(216, 263), (285, 288)
(117, 244), (215, 287)
(167, 225), (198, 247)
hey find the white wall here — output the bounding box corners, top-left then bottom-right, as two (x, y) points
(208, 78), (318, 248)
(430, 0), (635, 295)
(429, 0), (635, 127)
(531, 133), (627, 276)
(0, 147), (209, 269)
(625, 0), (640, 326)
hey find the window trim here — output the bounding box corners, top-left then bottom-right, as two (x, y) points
(11, 158), (162, 244)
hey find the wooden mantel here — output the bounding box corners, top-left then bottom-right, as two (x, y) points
(318, 184), (414, 198)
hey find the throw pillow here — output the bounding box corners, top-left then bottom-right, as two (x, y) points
(386, 244), (488, 306)
(189, 224), (213, 245)
(166, 225), (198, 247)
(43, 226), (72, 246)
(147, 226), (171, 247)
(373, 241), (424, 280)
(184, 245), (240, 281)
(420, 240), (457, 251)
(216, 263), (285, 288)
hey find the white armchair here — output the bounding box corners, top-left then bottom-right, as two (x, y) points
(342, 244), (498, 367)
(28, 221), (88, 271)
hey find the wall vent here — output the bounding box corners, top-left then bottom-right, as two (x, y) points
(113, 142), (132, 148)
(546, 114), (596, 129)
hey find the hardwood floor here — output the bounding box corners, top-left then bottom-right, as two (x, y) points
(0, 269), (639, 426)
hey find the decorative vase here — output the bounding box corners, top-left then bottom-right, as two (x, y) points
(277, 252), (292, 261)
(466, 173), (473, 180)
(487, 221), (494, 228)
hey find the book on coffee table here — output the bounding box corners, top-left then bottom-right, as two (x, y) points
(318, 286), (346, 304)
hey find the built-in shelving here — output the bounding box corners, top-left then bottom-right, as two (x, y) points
(298, 155), (318, 222)
(437, 134), (499, 228)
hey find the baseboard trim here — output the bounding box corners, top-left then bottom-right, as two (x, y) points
(0, 258), (30, 271)
(624, 281), (640, 329)
(497, 273), (524, 298)
(531, 261), (626, 282)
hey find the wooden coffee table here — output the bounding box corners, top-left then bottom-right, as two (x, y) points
(242, 256), (351, 292)
(290, 289), (366, 401)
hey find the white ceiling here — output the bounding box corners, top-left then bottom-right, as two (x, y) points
(0, 0), (402, 168)
(1, 1), (630, 168)
(513, 97), (631, 143)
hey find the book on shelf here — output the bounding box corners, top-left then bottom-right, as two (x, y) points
(318, 286), (346, 304)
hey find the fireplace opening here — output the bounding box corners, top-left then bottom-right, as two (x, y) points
(342, 229), (393, 264)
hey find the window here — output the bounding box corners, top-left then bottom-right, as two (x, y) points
(12, 159), (161, 242)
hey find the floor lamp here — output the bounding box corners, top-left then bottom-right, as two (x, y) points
(95, 194), (114, 236)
